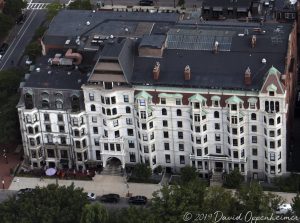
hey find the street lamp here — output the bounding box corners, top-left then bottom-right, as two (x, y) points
(2, 179), (4, 189)
(4, 155), (8, 164)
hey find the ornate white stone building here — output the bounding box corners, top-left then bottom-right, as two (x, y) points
(17, 10), (297, 182)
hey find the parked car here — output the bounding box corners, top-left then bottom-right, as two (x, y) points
(87, 192), (97, 200)
(128, 195), (147, 205)
(100, 193), (120, 203)
(276, 203), (292, 215)
(139, 0), (154, 6)
(17, 188), (34, 195)
(0, 43), (9, 55)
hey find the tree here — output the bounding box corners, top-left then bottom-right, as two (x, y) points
(80, 203), (108, 223)
(0, 184), (89, 223)
(237, 182), (283, 217)
(292, 194), (300, 217)
(177, 0), (185, 7)
(68, 0), (92, 10)
(180, 166), (198, 184)
(46, 1), (63, 21)
(132, 163), (152, 182)
(108, 207), (155, 223)
(223, 169), (244, 189)
(25, 41), (42, 60)
(3, 0), (26, 17)
(0, 13), (14, 39)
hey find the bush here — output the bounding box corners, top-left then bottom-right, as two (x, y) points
(0, 13), (14, 39)
(130, 163), (152, 182)
(153, 165), (163, 174)
(273, 174), (300, 192)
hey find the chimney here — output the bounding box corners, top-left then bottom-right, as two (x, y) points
(251, 35), (256, 48)
(213, 41), (219, 54)
(153, 62), (160, 80)
(244, 67), (251, 85)
(184, 65), (191, 80)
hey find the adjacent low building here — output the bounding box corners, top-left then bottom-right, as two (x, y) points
(17, 10), (297, 182)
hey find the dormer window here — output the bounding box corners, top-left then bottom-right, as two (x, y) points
(231, 104), (237, 111)
(176, 98), (181, 105)
(248, 98), (257, 110)
(269, 91), (274, 96)
(267, 84), (277, 96)
(139, 99), (145, 106)
(161, 98), (166, 104)
(211, 96), (221, 107)
(226, 96), (243, 111)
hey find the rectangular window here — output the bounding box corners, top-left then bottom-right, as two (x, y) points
(123, 95), (129, 102)
(113, 120), (119, 127)
(196, 137), (201, 144)
(252, 148), (257, 156)
(176, 98), (181, 105)
(215, 123), (220, 130)
(144, 146), (149, 153)
(178, 132), (183, 139)
(149, 121), (153, 129)
(241, 137), (244, 145)
(94, 138), (99, 146)
(140, 111), (146, 119)
(161, 98), (166, 104)
(270, 131), (275, 137)
(251, 125), (257, 132)
(96, 150), (101, 160)
(215, 134), (221, 141)
(139, 99), (145, 106)
(59, 125), (65, 133)
(129, 152), (136, 162)
(231, 116), (237, 124)
(127, 129), (134, 136)
(253, 160), (258, 169)
(143, 134), (148, 141)
(252, 136), (257, 143)
(233, 151), (238, 158)
(104, 143), (109, 150)
(216, 145), (221, 154)
(128, 140), (135, 148)
(270, 141), (275, 149)
(45, 124), (51, 132)
(165, 154), (171, 163)
(231, 104), (237, 111)
(164, 143), (169, 150)
(164, 131), (169, 138)
(180, 155), (185, 164)
(233, 139), (238, 146)
(179, 144), (184, 151)
(44, 114), (50, 121)
(111, 96), (116, 104)
(162, 120), (168, 127)
(89, 93), (94, 101)
(142, 123), (147, 130)
(92, 116), (97, 123)
(270, 152), (275, 161)
(232, 128), (237, 135)
(93, 127), (98, 134)
(197, 149), (202, 156)
(115, 130), (120, 138)
(194, 114), (200, 122)
(126, 118), (133, 125)
(177, 121), (183, 128)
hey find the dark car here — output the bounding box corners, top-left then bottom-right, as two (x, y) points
(16, 14), (26, 24)
(100, 193), (120, 203)
(139, 0), (154, 6)
(17, 188), (34, 195)
(128, 195), (147, 205)
(0, 43), (8, 55)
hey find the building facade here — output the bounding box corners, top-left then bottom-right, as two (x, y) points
(17, 10), (297, 182)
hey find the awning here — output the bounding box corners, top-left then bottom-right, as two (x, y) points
(213, 6), (223, 12)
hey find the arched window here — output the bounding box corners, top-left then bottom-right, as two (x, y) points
(41, 92), (49, 99)
(55, 93), (63, 100)
(162, 108), (167, 116)
(91, 104), (96, 111)
(251, 113), (257, 120)
(277, 117), (281, 124)
(126, 106), (131, 113)
(55, 100), (63, 109)
(214, 111), (219, 118)
(71, 95), (80, 111)
(177, 109), (182, 116)
(269, 118), (274, 126)
(41, 100), (49, 109)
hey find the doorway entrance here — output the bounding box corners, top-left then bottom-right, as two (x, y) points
(215, 162), (223, 172)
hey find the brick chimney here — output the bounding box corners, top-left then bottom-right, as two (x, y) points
(244, 67), (251, 85)
(184, 65), (191, 80)
(153, 62), (160, 80)
(251, 35), (256, 48)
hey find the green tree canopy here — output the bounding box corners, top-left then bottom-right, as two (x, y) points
(292, 194), (300, 217)
(25, 41), (42, 60)
(180, 166), (198, 184)
(0, 184), (89, 223)
(68, 0), (92, 10)
(0, 13), (14, 39)
(3, 0), (26, 17)
(237, 182), (283, 217)
(132, 163), (152, 181)
(223, 169), (244, 189)
(80, 203), (108, 223)
(46, 1), (63, 21)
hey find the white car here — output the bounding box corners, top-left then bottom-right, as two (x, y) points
(276, 203), (292, 215)
(87, 192), (96, 200)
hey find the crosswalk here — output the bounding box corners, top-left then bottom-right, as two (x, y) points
(26, 3), (49, 10)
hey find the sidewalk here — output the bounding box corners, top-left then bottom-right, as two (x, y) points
(9, 175), (162, 198)
(0, 152), (21, 189)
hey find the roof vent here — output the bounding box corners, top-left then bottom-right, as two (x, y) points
(251, 35), (256, 48)
(244, 67), (251, 86)
(262, 58), (267, 64)
(48, 71), (52, 74)
(125, 28), (129, 32)
(184, 65), (191, 80)
(36, 68), (40, 72)
(76, 36), (80, 45)
(153, 62), (160, 80)
(92, 10), (96, 13)
(110, 35), (114, 39)
(86, 21), (90, 26)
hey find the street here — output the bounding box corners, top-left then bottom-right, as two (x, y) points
(0, 9), (46, 71)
